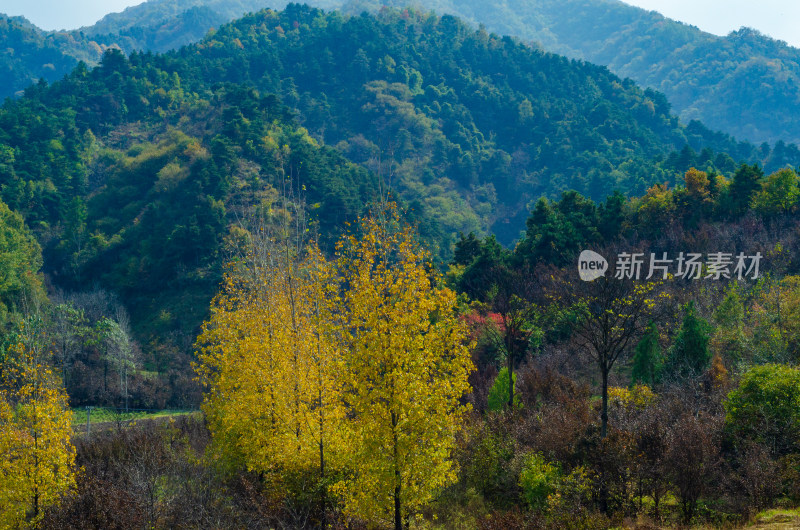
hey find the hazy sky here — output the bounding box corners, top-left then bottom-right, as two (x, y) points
(622, 0), (800, 46)
(1, 0), (799, 48)
(0, 0), (146, 30)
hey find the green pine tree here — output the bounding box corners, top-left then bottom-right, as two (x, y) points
(665, 301), (712, 378)
(631, 321), (662, 386)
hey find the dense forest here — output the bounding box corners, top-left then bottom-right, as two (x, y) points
(0, 15), (105, 99)
(5, 0), (800, 147)
(344, 0), (800, 146)
(0, 1), (268, 99)
(10, 166), (800, 528)
(1, 3), (800, 529)
(0, 0), (326, 99)
(5, 3), (796, 373)
(1, 0), (798, 415)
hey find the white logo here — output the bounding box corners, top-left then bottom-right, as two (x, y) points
(578, 250), (608, 281)
(577, 251), (762, 281)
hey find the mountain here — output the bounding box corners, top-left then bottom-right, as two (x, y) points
(0, 1), (353, 101)
(0, 5), (797, 391)
(82, 0), (331, 53)
(0, 33), (378, 377)
(0, 15), (105, 99)
(85, 0), (800, 146)
(0, 1), (282, 100)
(84, 0), (271, 36)
(4, 0), (800, 148)
(164, 4), (797, 240)
(341, 0), (800, 146)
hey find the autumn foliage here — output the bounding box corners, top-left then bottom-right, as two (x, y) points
(196, 203), (473, 528)
(0, 323), (76, 528)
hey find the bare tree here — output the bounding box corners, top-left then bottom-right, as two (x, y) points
(550, 272), (667, 437)
(484, 264), (542, 409)
(49, 303), (84, 389)
(666, 412), (722, 524)
(93, 303), (136, 412)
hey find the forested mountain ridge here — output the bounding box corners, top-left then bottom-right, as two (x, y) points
(0, 15), (106, 99)
(345, 0), (800, 145)
(5, 0), (800, 148)
(0, 1), (277, 99)
(83, 0), (344, 54)
(0, 0), (336, 100)
(0, 4), (799, 405)
(165, 4), (798, 240)
(84, 0), (275, 36)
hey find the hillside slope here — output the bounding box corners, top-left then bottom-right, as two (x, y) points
(164, 4), (799, 239)
(0, 15), (105, 99)
(0, 44), (378, 372)
(0, 0), (346, 100)
(4, 0), (800, 148)
(0, 5), (798, 372)
(343, 0), (800, 145)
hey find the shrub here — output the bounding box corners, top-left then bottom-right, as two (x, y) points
(725, 363), (800, 457)
(519, 452), (561, 510)
(487, 366), (521, 411)
(463, 427), (517, 504)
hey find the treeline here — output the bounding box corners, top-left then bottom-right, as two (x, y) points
(439, 165), (800, 525)
(454, 163), (800, 286)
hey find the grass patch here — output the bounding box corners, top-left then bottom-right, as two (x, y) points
(749, 507), (800, 528)
(72, 407), (197, 426)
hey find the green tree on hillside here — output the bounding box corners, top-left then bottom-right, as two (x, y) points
(725, 363), (800, 456)
(751, 168), (800, 216)
(631, 321), (663, 386)
(0, 200), (45, 332)
(725, 163), (764, 216)
(664, 301), (712, 379)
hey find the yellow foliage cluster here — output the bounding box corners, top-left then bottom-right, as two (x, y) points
(197, 241), (345, 475)
(196, 204), (474, 526)
(0, 334), (76, 528)
(608, 384), (655, 410)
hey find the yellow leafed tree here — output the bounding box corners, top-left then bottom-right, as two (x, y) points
(0, 323), (76, 528)
(196, 201), (473, 528)
(196, 206), (347, 519)
(335, 205), (473, 529)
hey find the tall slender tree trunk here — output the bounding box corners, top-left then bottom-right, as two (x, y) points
(506, 328), (514, 409)
(319, 435), (326, 529)
(601, 364), (609, 438)
(319, 383), (326, 530)
(654, 488), (661, 520)
(599, 362), (610, 513)
(392, 411), (402, 530)
(33, 380), (40, 520)
(508, 355), (514, 409)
